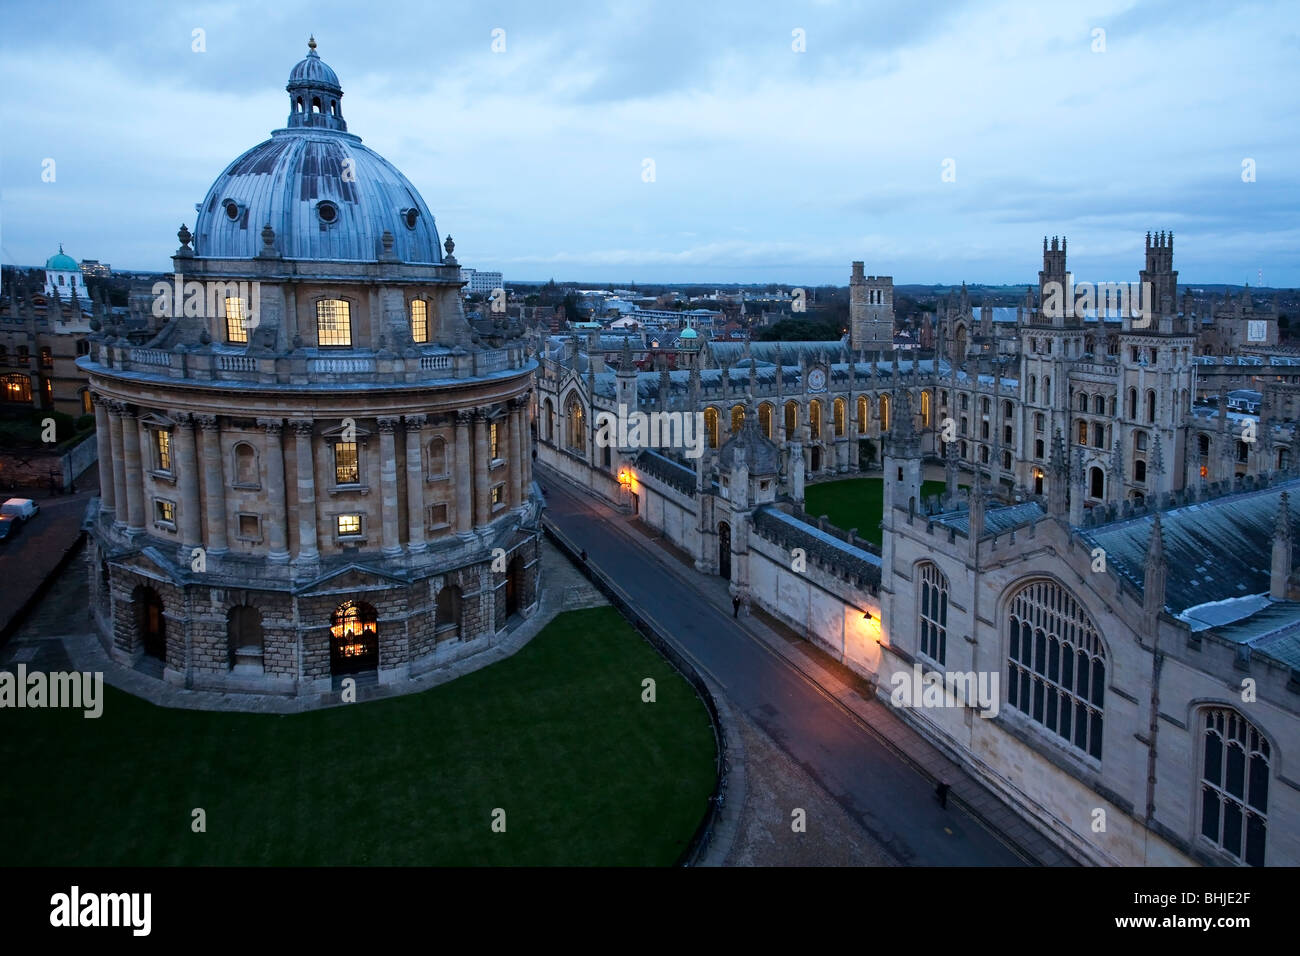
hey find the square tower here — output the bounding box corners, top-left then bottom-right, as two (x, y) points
(849, 261), (894, 352)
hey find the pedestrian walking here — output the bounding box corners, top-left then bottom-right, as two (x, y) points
(936, 780), (950, 809)
(732, 596), (740, 618)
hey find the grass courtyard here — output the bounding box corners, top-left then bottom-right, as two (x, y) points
(0, 606), (717, 866)
(805, 476), (955, 547)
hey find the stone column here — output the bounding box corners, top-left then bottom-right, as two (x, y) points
(120, 406), (145, 534)
(291, 420), (318, 563)
(473, 410), (491, 527)
(454, 411), (473, 537)
(108, 402), (128, 530)
(259, 418), (289, 562)
(377, 417), (403, 557)
(197, 415), (228, 553)
(173, 414), (202, 555)
(508, 400), (523, 508)
(93, 396), (114, 515)
(405, 415), (427, 554)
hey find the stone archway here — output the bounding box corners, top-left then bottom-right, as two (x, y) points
(330, 600), (379, 674)
(135, 585), (166, 662)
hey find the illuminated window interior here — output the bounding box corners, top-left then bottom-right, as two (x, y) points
(410, 299), (428, 343)
(337, 513), (361, 536)
(155, 429), (172, 471)
(316, 299), (352, 347)
(225, 297), (248, 343)
(330, 600), (377, 659)
(334, 441), (359, 484)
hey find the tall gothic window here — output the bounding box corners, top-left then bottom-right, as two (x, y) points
(759, 402), (774, 439)
(1199, 707), (1269, 866)
(154, 429), (172, 472)
(809, 400), (822, 440)
(316, 299), (352, 347)
(918, 562), (948, 665)
(1006, 580), (1106, 760)
(856, 396), (868, 434)
(566, 397), (585, 452)
(879, 394), (890, 431)
(704, 406), (719, 448)
(833, 398), (846, 436)
(731, 404), (746, 434)
(784, 401), (798, 436)
(410, 299), (429, 343)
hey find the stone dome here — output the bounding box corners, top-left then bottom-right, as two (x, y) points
(191, 40), (443, 264)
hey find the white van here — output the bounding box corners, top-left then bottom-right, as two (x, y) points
(1, 498), (39, 523)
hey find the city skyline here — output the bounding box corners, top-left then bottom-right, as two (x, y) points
(2, 0), (1298, 285)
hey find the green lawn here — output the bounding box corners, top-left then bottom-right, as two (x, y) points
(0, 606), (717, 866)
(805, 477), (956, 547)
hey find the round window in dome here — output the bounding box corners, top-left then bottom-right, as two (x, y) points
(404, 208), (419, 229)
(223, 199), (241, 221)
(317, 201), (338, 224)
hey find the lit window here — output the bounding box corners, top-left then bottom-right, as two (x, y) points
(410, 299), (428, 343)
(2, 374), (31, 403)
(334, 441), (359, 484)
(316, 299), (351, 347)
(155, 429), (172, 472)
(492, 485), (504, 505)
(155, 499), (176, 524)
(1006, 580), (1105, 760)
(225, 297), (248, 343)
(918, 563), (948, 665)
(40, 347), (53, 369)
(1199, 708), (1269, 866)
(490, 421), (500, 460)
(337, 514), (362, 536)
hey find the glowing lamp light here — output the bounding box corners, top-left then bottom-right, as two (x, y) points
(618, 469), (632, 485)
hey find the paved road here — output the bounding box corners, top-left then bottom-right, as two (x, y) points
(539, 469), (1023, 866)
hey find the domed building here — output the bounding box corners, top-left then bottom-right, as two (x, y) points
(81, 39), (540, 695)
(43, 245), (86, 302)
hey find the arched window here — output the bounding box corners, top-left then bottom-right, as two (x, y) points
(1199, 707), (1269, 866)
(565, 396), (585, 453)
(1006, 580), (1105, 759)
(542, 398), (555, 443)
(917, 562), (949, 665)
(1029, 375), (1037, 404)
(758, 402), (774, 439)
(1146, 389), (1156, 423)
(704, 406), (720, 448)
(233, 442), (258, 485)
(1035, 438), (1044, 459)
(809, 399), (822, 440)
(981, 397), (990, 415)
(1094, 395), (1106, 415)
(410, 299), (429, 343)
(1002, 450), (1012, 469)
(921, 392), (932, 428)
(1078, 392), (1089, 412)
(784, 401), (798, 437)
(833, 397), (846, 437)
(316, 299), (351, 347)
(1093, 423), (1105, 447)
(1127, 387), (1138, 420)
(730, 404), (746, 434)
(856, 396), (868, 434)
(1043, 376), (1051, 402)
(1135, 459), (1147, 483)
(879, 394), (890, 432)
(428, 436), (447, 476)
(1089, 466), (1104, 499)
(330, 600), (378, 670)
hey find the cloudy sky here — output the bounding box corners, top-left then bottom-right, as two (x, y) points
(2, 0), (1297, 286)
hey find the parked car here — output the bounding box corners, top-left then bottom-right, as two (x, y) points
(1, 498), (39, 523)
(0, 514), (19, 542)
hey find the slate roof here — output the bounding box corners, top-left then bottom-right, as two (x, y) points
(1079, 479), (1300, 617)
(931, 501), (1045, 537)
(752, 506), (882, 589)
